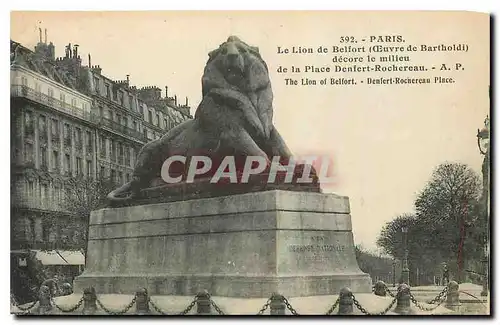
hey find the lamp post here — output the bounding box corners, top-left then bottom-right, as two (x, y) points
(401, 226), (410, 285)
(477, 113), (490, 296)
(392, 259), (397, 287)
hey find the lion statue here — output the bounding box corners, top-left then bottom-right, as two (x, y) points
(107, 36), (317, 203)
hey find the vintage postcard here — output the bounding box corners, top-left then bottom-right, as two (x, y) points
(9, 11), (490, 316)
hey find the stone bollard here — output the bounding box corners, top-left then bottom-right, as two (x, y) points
(270, 293), (286, 315)
(135, 288), (150, 315)
(82, 287), (97, 315)
(445, 281), (461, 312)
(337, 287), (354, 315)
(196, 290), (212, 315)
(374, 281), (387, 297)
(394, 283), (413, 315)
(37, 285), (52, 315)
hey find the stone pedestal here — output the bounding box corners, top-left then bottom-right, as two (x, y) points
(74, 190), (372, 298)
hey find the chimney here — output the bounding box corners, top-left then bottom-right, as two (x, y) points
(44, 29), (47, 44)
(73, 44), (79, 58)
(185, 97), (188, 106)
(174, 95), (177, 106)
(39, 28), (42, 43)
(88, 53), (92, 67)
(68, 43), (72, 58)
(165, 86), (168, 98)
(126, 74), (130, 84)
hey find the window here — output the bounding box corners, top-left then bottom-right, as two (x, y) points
(76, 157), (82, 175)
(100, 136), (106, 157)
(164, 119), (168, 129)
(82, 103), (88, 111)
(21, 76), (28, 86)
(94, 77), (100, 93)
(108, 110), (113, 120)
(75, 128), (82, 147)
(119, 92), (124, 106)
(51, 119), (59, 137)
(148, 111), (153, 124)
(64, 154), (71, 174)
(24, 142), (34, 163)
(99, 106), (104, 116)
(111, 169), (116, 183)
(133, 121), (137, 130)
(111, 140), (116, 161)
(119, 143), (124, 162)
(63, 123), (71, 145)
(100, 166), (105, 178)
(125, 146), (130, 166)
(129, 95), (134, 110)
(118, 171), (123, 184)
(48, 88), (54, 98)
(123, 117), (128, 127)
(52, 151), (59, 171)
(35, 83), (41, 93)
(105, 84), (111, 99)
(117, 114), (121, 125)
(86, 160), (92, 177)
(156, 113), (160, 126)
(40, 146), (47, 168)
(60, 93), (66, 103)
(26, 180), (34, 197)
(71, 98), (77, 107)
(86, 131), (92, 149)
(38, 115), (47, 133)
(143, 128), (148, 139)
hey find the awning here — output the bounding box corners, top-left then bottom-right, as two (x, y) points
(33, 250), (85, 266)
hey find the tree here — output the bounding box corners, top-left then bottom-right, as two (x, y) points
(414, 162), (482, 278)
(63, 175), (116, 257)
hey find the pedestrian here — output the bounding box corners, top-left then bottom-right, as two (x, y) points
(442, 264), (450, 286)
(41, 274), (60, 297)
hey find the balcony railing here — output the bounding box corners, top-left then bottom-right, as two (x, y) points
(12, 85), (148, 143)
(98, 116), (147, 142)
(12, 85), (99, 123)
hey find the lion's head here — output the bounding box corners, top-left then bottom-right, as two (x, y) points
(200, 36), (273, 139)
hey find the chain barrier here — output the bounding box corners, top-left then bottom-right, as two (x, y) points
(11, 294), (39, 312)
(383, 285), (396, 298)
(177, 296), (199, 315)
(410, 287), (448, 312)
(148, 297), (169, 315)
(282, 296), (299, 315)
(352, 294), (398, 315)
(256, 298), (271, 315)
(96, 294), (137, 315)
(325, 297), (341, 315)
(51, 296), (84, 313)
(209, 297), (225, 315)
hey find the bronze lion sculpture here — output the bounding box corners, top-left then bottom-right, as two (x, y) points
(107, 36), (318, 203)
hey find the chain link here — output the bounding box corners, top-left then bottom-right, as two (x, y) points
(352, 295), (398, 315)
(410, 287), (448, 312)
(325, 297), (340, 315)
(210, 298), (225, 315)
(51, 296), (84, 313)
(282, 296), (299, 315)
(177, 296), (198, 315)
(11, 294), (39, 312)
(384, 285), (396, 298)
(256, 298), (271, 315)
(148, 297), (168, 315)
(96, 295), (137, 315)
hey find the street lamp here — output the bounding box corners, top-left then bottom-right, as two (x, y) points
(392, 258), (397, 287)
(401, 226), (410, 285)
(477, 112), (490, 297)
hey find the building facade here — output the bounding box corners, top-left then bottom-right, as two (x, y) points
(10, 35), (192, 253)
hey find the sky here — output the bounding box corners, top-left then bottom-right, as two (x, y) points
(10, 11), (490, 252)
